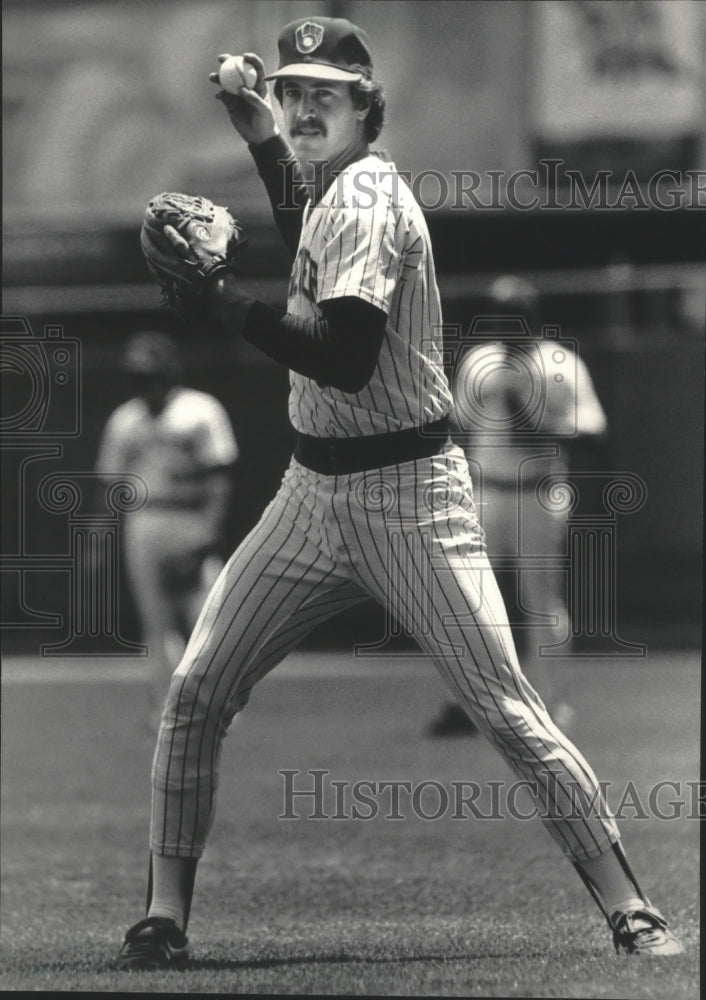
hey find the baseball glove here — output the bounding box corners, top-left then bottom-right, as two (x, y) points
(140, 192), (247, 319)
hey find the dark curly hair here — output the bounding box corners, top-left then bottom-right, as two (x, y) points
(353, 76), (385, 142)
(273, 75), (386, 143)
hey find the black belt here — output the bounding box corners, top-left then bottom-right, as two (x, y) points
(294, 416), (450, 475)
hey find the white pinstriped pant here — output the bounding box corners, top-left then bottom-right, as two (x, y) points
(151, 442), (620, 863)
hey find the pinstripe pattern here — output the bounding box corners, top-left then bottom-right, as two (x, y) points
(287, 155), (452, 436)
(151, 446), (619, 862)
(149, 154), (620, 871)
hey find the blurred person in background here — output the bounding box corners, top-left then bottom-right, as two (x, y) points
(430, 276), (608, 736)
(96, 331), (238, 724)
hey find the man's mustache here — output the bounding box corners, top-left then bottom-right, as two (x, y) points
(291, 119), (326, 136)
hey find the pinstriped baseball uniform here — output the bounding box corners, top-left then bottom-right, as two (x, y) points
(287, 155), (452, 436)
(150, 152), (620, 866)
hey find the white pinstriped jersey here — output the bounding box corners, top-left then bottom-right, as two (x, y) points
(97, 387), (238, 507)
(286, 153), (453, 437)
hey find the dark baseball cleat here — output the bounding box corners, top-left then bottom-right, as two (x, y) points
(611, 905), (684, 956)
(117, 916), (189, 969)
(428, 702), (479, 737)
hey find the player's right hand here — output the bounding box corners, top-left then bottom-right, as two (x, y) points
(209, 52), (279, 146)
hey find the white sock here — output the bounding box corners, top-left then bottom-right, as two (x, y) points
(580, 850), (644, 918)
(147, 855), (191, 930)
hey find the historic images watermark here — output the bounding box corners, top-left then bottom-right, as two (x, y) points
(279, 769), (705, 823)
(349, 313), (648, 660)
(276, 159), (706, 212)
(0, 315), (147, 655)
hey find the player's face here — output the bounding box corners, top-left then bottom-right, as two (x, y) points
(281, 78), (366, 168)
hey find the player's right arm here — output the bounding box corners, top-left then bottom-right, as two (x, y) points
(248, 135), (307, 256)
(210, 53), (306, 256)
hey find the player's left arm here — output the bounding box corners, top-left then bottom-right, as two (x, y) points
(205, 191), (401, 392)
(208, 284), (388, 393)
(141, 196), (387, 390)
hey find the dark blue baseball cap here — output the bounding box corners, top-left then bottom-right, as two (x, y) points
(265, 16), (373, 82)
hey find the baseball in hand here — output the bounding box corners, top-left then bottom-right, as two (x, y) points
(218, 55), (258, 94)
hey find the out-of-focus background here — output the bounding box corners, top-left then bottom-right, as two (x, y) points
(2, 0), (704, 652)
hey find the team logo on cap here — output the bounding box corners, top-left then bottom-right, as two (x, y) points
(295, 21), (324, 54)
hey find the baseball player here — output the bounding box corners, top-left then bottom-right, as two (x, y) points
(118, 16), (683, 966)
(429, 276), (608, 736)
(97, 331), (238, 722)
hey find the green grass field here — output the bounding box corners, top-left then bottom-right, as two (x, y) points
(0, 648), (700, 997)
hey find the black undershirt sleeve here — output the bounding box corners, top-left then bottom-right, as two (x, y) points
(248, 134), (308, 257)
(206, 274), (387, 394)
(216, 139), (385, 392)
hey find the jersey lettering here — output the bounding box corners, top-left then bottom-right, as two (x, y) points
(288, 248), (318, 305)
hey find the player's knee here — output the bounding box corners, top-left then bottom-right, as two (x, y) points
(162, 667), (252, 733)
(479, 695), (552, 752)
(217, 687), (253, 733)
(162, 667), (211, 723)
(232, 687), (252, 713)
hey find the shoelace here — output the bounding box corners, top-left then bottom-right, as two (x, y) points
(633, 929), (663, 945)
(613, 908), (667, 951)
